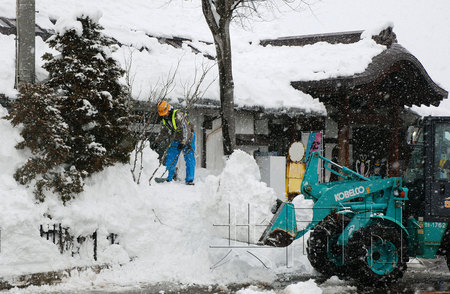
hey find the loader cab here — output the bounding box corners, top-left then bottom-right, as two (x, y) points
(404, 116), (450, 221)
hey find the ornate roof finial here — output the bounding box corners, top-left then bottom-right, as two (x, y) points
(372, 26), (397, 48)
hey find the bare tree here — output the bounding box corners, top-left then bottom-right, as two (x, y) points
(182, 61), (216, 111)
(125, 54), (215, 184)
(130, 63), (178, 184)
(122, 47), (140, 100)
(146, 61), (216, 184)
(202, 0), (237, 156)
(201, 0), (304, 155)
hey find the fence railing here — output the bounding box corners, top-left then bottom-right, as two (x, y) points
(39, 224), (118, 261)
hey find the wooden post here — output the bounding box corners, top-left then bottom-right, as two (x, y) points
(388, 106), (400, 177)
(337, 123), (350, 167)
(16, 0), (35, 86)
(337, 96), (350, 169)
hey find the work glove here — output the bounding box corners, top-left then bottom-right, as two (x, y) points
(177, 144), (185, 150)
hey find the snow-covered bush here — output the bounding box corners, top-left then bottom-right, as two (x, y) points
(7, 13), (134, 203)
(7, 83), (80, 202)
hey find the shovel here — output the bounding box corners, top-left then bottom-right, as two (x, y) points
(148, 132), (177, 185)
(154, 177), (169, 183)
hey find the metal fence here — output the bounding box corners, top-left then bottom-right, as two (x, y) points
(39, 224), (118, 261)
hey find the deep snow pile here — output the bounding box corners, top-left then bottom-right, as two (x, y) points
(201, 150), (278, 244)
(0, 105), (313, 289)
(0, 106), (75, 277)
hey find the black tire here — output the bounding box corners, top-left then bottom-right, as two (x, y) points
(447, 252), (450, 273)
(345, 221), (408, 286)
(306, 214), (350, 278)
(440, 228), (450, 271)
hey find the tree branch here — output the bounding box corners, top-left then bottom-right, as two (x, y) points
(202, 0), (220, 35)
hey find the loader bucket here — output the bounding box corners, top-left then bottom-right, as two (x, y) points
(258, 202), (297, 247)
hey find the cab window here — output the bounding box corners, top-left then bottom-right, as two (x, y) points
(435, 123), (450, 180)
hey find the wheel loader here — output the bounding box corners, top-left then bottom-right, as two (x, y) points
(259, 116), (450, 285)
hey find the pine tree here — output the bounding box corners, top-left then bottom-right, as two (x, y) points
(7, 83), (75, 202)
(8, 14), (134, 202)
(42, 15), (134, 178)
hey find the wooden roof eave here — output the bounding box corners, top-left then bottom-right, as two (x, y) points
(132, 98), (325, 118)
(291, 44), (448, 107)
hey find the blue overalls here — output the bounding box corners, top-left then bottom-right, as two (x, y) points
(162, 110), (196, 183)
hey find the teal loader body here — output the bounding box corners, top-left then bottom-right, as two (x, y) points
(259, 152), (413, 248)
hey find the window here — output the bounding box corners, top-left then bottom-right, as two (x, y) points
(434, 123), (450, 180)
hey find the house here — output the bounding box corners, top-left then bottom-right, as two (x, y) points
(1, 14), (448, 186)
(263, 27), (448, 179)
(143, 27), (448, 183)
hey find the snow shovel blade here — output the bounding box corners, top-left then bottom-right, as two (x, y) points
(154, 177), (168, 183)
(258, 202), (297, 247)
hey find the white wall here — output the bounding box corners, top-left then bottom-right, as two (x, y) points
(255, 156), (286, 199)
(255, 118), (269, 135)
(235, 112), (254, 134)
(204, 111), (259, 171)
(206, 117), (225, 171)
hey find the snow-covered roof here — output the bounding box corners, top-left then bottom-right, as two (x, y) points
(0, 17), (387, 116)
(0, 0), (449, 116)
(283, 29), (448, 108)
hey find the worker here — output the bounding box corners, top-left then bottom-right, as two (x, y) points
(156, 100), (196, 185)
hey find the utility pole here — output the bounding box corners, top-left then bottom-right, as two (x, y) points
(15, 0), (35, 87)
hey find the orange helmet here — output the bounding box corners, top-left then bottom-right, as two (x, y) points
(157, 100), (171, 116)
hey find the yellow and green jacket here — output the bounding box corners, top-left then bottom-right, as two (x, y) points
(161, 109), (194, 145)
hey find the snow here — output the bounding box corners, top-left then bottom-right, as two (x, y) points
(284, 279), (322, 294)
(235, 280), (322, 294)
(0, 107), (74, 277)
(236, 286), (277, 294)
(54, 16), (83, 37)
(0, 106), (312, 289)
(232, 37), (384, 111)
(360, 21), (395, 39)
(0, 35), (18, 98)
(291, 194), (314, 228)
(202, 150), (277, 243)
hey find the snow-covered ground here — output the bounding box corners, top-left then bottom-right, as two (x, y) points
(0, 102), (317, 291)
